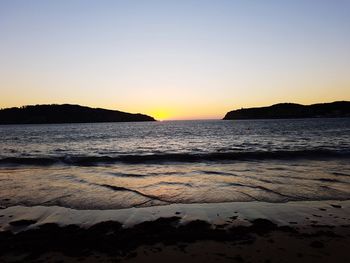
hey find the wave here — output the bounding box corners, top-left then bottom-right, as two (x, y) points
(0, 149), (349, 166)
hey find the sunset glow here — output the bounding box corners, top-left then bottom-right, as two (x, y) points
(0, 0), (349, 119)
(148, 109), (174, 121)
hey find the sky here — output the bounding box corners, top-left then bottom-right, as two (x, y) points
(0, 0), (349, 120)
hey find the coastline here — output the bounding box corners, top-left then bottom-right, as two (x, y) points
(1, 200), (349, 262)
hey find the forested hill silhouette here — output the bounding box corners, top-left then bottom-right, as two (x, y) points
(223, 101), (350, 120)
(0, 104), (156, 124)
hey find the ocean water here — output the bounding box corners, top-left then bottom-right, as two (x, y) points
(0, 118), (350, 209)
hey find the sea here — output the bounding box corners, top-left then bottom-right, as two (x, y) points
(0, 118), (349, 210)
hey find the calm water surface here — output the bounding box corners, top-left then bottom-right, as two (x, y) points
(0, 119), (349, 209)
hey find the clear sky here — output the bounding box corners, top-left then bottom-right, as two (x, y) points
(1, 0), (349, 120)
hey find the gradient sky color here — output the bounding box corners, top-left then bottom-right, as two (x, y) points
(1, 0), (349, 120)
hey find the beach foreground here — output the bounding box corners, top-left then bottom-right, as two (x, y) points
(1, 200), (349, 262)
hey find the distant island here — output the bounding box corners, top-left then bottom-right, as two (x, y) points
(223, 101), (350, 120)
(0, 104), (156, 124)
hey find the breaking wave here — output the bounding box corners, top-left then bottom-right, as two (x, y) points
(0, 149), (349, 166)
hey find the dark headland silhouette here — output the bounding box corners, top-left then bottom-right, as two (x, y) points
(223, 101), (350, 120)
(0, 104), (156, 124)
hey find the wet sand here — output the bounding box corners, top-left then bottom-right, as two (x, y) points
(0, 200), (349, 262)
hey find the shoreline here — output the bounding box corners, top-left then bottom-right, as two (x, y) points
(1, 200), (349, 262)
(1, 200), (350, 232)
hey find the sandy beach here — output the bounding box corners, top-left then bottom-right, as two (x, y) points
(1, 200), (349, 262)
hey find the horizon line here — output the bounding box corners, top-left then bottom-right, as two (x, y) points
(1, 100), (349, 121)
